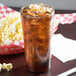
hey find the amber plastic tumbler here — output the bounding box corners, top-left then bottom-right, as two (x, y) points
(21, 4), (54, 73)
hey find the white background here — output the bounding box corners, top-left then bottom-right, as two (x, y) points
(0, 0), (76, 10)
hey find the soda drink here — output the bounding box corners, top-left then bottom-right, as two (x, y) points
(21, 4), (54, 72)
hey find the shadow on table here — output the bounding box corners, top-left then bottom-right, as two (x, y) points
(55, 22), (76, 40)
(12, 65), (45, 76)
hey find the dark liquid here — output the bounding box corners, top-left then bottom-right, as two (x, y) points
(21, 7), (52, 73)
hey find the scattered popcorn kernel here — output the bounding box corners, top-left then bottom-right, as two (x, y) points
(2, 63), (7, 70)
(3, 63), (13, 71)
(5, 63), (13, 71)
(0, 64), (3, 72)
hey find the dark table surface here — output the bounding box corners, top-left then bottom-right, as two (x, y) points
(0, 7), (76, 76)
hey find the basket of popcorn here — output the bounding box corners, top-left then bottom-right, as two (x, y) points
(0, 12), (24, 55)
(0, 3), (25, 55)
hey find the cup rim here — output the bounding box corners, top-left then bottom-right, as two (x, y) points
(20, 4), (55, 18)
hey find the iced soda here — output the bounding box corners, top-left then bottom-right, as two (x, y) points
(21, 4), (54, 72)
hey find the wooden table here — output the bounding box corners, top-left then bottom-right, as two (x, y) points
(0, 7), (76, 76)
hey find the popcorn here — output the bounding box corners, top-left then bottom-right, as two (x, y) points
(0, 64), (3, 72)
(3, 63), (13, 71)
(0, 63), (13, 72)
(0, 12), (23, 45)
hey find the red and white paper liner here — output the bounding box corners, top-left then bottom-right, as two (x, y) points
(0, 40), (24, 55)
(54, 13), (76, 24)
(0, 3), (76, 55)
(53, 13), (76, 33)
(0, 3), (16, 19)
